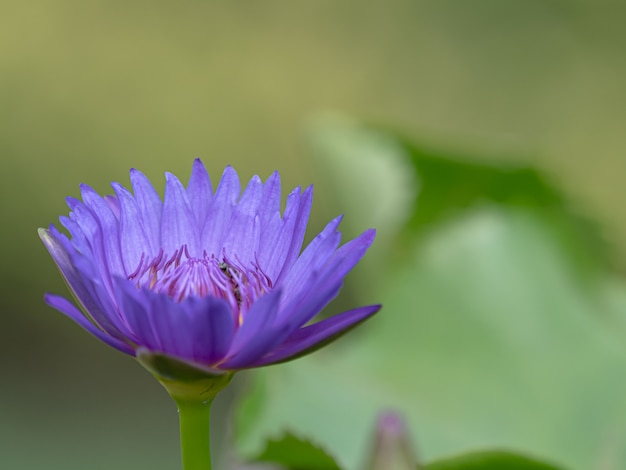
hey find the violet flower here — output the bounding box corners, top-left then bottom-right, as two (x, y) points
(39, 160), (380, 376)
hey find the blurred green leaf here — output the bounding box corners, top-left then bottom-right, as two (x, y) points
(309, 118), (611, 278)
(253, 432), (341, 470)
(307, 114), (417, 244)
(424, 450), (564, 470)
(236, 124), (626, 470)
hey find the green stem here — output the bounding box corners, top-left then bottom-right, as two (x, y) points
(136, 350), (233, 470)
(175, 396), (214, 470)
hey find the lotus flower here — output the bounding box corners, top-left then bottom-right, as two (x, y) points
(40, 160), (380, 375)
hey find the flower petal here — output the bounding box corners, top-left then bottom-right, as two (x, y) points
(187, 158), (213, 226)
(113, 279), (160, 350)
(258, 171), (281, 228)
(130, 168), (163, 251)
(278, 215), (343, 307)
(104, 195), (120, 220)
(250, 304), (381, 367)
(39, 227), (132, 339)
(148, 291), (195, 360)
(59, 215), (90, 256)
(315, 229), (376, 295)
(221, 289), (283, 369)
(162, 172), (200, 257)
(222, 175), (263, 261)
(112, 182), (151, 274)
(44, 294), (135, 355)
(279, 228), (376, 330)
(201, 166), (241, 254)
(276, 185), (313, 282)
(80, 184), (125, 277)
(257, 187), (300, 281)
(181, 296), (235, 365)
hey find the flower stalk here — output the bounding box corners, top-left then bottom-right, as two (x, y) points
(158, 373), (233, 470)
(176, 397), (214, 470)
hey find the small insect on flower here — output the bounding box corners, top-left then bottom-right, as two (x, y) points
(39, 159), (381, 377)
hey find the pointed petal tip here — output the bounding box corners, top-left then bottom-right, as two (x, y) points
(66, 196), (81, 209)
(329, 213), (344, 229)
(221, 165), (239, 179)
(164, 172), (188, 193)
(190, 159), (209, 177)
(42, 292), (79, 310)
(363, 227), (377, 242)
(79, 182), (95, 194)
(110, 182), (132, 200)
(39, 226), (60, 247)
(37, 226), (49, 239)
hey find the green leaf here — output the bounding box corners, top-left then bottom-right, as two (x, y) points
(307, 114), (417, 244)
(252, 432), (342, 470)
(235, 124), (626, 470)
(424, 450), (564, 470)
(308, 117), (611, 278)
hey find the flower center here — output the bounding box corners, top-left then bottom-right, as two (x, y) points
(127, 246), (273, 319)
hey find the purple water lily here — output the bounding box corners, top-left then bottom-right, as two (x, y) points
(40, 160), (380, 372)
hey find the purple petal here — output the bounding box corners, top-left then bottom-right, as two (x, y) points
(180, 296), (235, 365)
(66, 196), (82, 211)
(276, 185), (313, 282)
(39, 227), (131, 339)
(309, 229), (376, 300)
(113, 280), (196, 360)
(130, 168), (163, 252)
(80, 184), (125, 277)
(112, 182), (151, 274)
(66, 200), (100, 257)
(258, 171), (281, 228)
(44, 294), (135, 355)
(113, 280), (160, 350)
(250, 304), (381, 367)
(66, 203), (118, 297)
(278, 228), (376, 329)
(201, 166), (241, 255)
(278, 277), (343, 336)
(257, 187), (301, 281)
(222, 175), (263, 260)
(104, 195), (121, 220)
(162, 172), (200, 257)
(147, 291), (194, 360)
(221, 289), (283, 369)
(187, 158), (213, 227)
(278, 215), (343, 307)
(59, 215), (90, 256)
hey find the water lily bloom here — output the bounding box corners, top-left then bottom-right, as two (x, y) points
(40, 160), (380, 374)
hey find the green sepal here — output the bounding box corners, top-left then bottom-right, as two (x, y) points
(136, 347), (233, 401)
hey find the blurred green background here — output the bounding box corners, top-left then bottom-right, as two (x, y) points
(3, 1), (626, 469)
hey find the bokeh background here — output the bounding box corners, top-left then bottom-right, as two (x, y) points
(3, 1), (626, 469)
